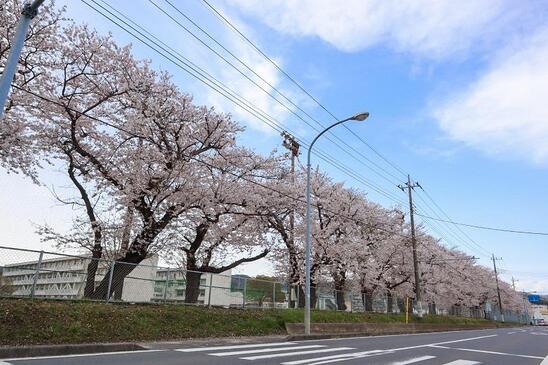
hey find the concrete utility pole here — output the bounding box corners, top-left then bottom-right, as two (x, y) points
(492, 254), (504, 322)
(281, 131), (300, 249)
(398, 175), (423, 318)
(511, 276), (517, 291)
(0, 0), (46, 119)
(281, 131), (300, 308)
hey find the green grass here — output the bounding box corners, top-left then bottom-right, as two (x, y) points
(0, 298), (502, 346)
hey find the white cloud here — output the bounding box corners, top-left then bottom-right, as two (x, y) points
(224, 0), (511, 59)
(432, 27), (548, 164)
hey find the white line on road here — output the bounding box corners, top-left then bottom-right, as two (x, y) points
(280, 350), (392, 364)
(294, 328), (498, 343)
(507, 331), (516, 334)
(540, 352), (548, 365)
(305, 352), (393, 365)
(0, 362), (12, 365)
(431, 334), (498, 346)
(175, 342), (297, 352)
(441, 361), (480, 365)
(241, 347), (355, 360)
(210, 345), (325, 356)
(390, 355), (437, 364)
(429, 345), (544, 360)
(0, 349), (167, 362)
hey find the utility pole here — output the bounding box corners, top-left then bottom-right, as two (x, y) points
(281, 131), (300, 308)
(398, 175), (423, 318)
(492, 254), (504, 322)
(511, 276), (517, 291)
(0, 0), (46, 119)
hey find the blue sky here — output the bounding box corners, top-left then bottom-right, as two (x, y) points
(1, 0), (547, 292)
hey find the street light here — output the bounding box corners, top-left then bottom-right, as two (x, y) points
(304, 111), (369, 335)
(0, 0), (45, 119)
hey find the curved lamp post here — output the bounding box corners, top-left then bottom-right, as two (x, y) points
(304, 111), (369, 335)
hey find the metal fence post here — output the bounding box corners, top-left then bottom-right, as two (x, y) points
(208, 273), (213, 308)
(163, 268), (171, 303)
(349, 291), (353, 312)
(106, 260), (115, 303)
(30, 250), (43, 299)
(243, 277), (247, 308)
(272, 282), (276, 309)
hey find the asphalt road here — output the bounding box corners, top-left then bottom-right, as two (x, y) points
(2, 327), (547, 365)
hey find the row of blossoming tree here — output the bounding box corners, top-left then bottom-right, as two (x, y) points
(0, 1), (526, 312)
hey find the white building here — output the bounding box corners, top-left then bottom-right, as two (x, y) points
(153, 269), (243, 307)
(2, 254), (157, 302)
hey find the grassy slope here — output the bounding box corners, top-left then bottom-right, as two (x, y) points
(0, 299), (499, 346)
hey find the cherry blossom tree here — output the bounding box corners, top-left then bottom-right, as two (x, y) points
(7, 22), (252, 299)
(160, 150), (281, 303)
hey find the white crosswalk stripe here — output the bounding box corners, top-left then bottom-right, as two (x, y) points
(210, 345), (325, 356)
(175, 342), (297, 352)
(390, 355), (437, 364)
(441, 361), (481, 365)
(280, 350), (393, 364)
(240, 347), (356, 361)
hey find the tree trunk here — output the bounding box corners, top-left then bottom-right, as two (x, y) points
(361, 288), (374, 312)
(332, 269), (347, 311)
(429, 302), (437, 315)
(335, 290), (346, 311)
(397, 297), (406, 313)
(88, 250), (145, 300)
(298, 285), (305, 308)
(83, 246), (102, 298)
(386, 291), (394, 313)
(184, 270), (203, 304)
(297, 284), (317, 309)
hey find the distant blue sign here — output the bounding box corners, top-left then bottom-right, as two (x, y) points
(528, 294), (541, 303)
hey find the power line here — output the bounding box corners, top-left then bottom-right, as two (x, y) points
(418, 186), (491, 255)
(82, 0), (407, 207)
(146, 0), (403, 187)
(198, 0), (409, 179)
(415, 213), (548, 236)
(417, 213), (490, 259)
(413, 196), (491, 258)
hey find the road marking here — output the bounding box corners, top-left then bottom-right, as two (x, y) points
(391, 355), (437, 364)
(507, 331), (516, 334)
(176, 342), (297, 352)
(304, 351), (393, 365)
(540, 352), (548, 365)
(210, 345), (325, 356)
(441, 361), (480, 365)
(431, 334), (498, 346)
(0, 349), (166, 362)
(241, 347), (355, 360)
(294, 328), (498, 343)
(0, 362), (12, 365)
(280, 350), (392, 364)
(430, 345), (544, 360)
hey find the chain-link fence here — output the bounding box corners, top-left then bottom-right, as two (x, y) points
(0, 245), (530, 323)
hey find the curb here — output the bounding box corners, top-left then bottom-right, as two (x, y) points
(0, 343), (144, 359)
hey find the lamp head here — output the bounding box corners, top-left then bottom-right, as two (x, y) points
(350, 111), (369, 121)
